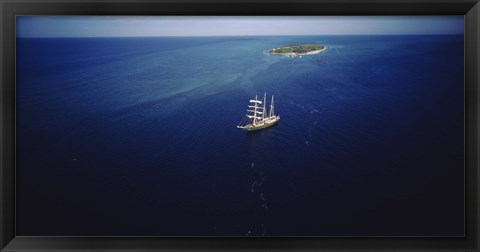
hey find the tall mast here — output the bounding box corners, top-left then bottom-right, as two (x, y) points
(270, 95), (274, 117)
(253, 95), (258, 126)
(263, 93), (267, 120)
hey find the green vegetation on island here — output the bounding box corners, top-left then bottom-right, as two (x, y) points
(269, 44), (326, 57)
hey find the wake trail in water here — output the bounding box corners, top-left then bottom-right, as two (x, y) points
(248, 162), (268, 236)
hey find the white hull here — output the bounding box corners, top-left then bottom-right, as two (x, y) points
(237, 116), (280, 131)
(237, 93), (279, 131)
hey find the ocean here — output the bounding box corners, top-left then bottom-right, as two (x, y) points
(16, 35), (464, 236)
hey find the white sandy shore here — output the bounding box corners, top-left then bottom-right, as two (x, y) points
(271, 46), (327, 57)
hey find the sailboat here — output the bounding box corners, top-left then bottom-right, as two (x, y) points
(237, 93), (280, 131)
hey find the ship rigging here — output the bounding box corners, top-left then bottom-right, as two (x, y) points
(237, 93), (280, 131)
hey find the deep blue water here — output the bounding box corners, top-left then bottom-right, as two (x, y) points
(16, 35), (464, 236)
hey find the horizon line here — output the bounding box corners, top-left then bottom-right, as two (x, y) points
(17, 33), (464, 39)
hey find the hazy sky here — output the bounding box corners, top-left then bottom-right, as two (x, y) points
(17, 16), (464, 37)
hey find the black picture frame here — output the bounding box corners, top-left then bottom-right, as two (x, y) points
(1, 0), (479, 251)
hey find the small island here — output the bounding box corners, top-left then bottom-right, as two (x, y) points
(269, 44), (326, 57)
